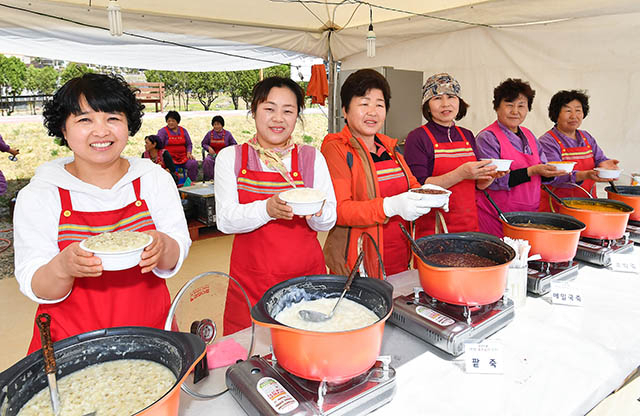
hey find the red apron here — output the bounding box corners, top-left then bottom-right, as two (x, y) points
(143, 148), (168, 170)
(209, 130), (227, 154)
(539, 129), (596, 212)
(164, 126), (188, 165)
(476, 121), (541, 237)
(27, 178), (170, 354)
(223, 144), (326, 334)
(375, 158), (411, 276)
(415, 124), (479, 238)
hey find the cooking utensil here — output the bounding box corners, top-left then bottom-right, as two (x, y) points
(414, 232), (515, 306)
(542, 185), (570, 208)
(399, 222), (427, 260)
(609, 180), (620, 194)
(483, 190), (510, 224)
(605, 185), (640, 221)
(0, 327), (206, 416)
(558, 197), (634, 239)
(251, 274), (393, 382)
(298, 250), (365, 322)
(35, 313), (60, 416)
(501, 212), (586, 262)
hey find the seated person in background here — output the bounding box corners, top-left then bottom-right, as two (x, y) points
(538, 90), (619, 211)
(142, 134), (178, 184)
(156, 110), (198, 182)
(474, 78), (566, 237)
(0, 133), (19, 195)
(202, 115), (237, 181)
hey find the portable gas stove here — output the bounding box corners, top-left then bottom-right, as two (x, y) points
(226, 355), (396, 416)
(527, 260), (580, 295)
(574, 233), (633, 266)
(388, 288), (514, 356)
(627, 220), (640, 245)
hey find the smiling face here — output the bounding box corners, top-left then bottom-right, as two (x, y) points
(253, 86), (298, 148)
(62, 95), (129, 169)
(343, 88), (387, 142)
(428, 94), (459, 126)
(556, 99), (584, 135)
(496, 93), (529, 133)
(166, 117), (179, 131)
(213, 121), (224, 133)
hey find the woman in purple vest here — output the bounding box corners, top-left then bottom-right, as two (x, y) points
(474, 78), (567, 237)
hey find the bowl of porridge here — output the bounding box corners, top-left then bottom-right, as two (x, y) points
(251, 274), (393, 382)
(80, 231), (153, 271)
(279, 187), (326, 216)
(409, 184), (452, 208)
(0, 326), (206, 416)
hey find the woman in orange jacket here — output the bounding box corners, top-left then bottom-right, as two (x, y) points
(321, 69), (431, 277)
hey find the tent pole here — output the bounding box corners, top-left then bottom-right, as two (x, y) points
(327, 31), (338, 134)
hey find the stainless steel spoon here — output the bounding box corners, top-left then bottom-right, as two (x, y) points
(298, 250), (365, 322)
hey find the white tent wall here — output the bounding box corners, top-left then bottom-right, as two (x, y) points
(341, 12), (640, 176)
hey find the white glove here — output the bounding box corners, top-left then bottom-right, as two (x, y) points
(383, 191), (432, 221)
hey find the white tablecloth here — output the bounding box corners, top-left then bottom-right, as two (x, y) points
(180, 247), (640, 416)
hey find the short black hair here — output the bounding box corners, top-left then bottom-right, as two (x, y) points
(422, 97), (469, 122)
(492, 78), (535, 111)
(165, 110), (181, 124)
(211, 115), (225, 127)
(548, 90), (590, 123)
(250, 76), (305, 117)
(42, 73), (144, 147)
(341, 69), (391, 113)
(145, 134), (164, 150)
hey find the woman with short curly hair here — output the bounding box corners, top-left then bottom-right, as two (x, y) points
(538, 89), (619, 212)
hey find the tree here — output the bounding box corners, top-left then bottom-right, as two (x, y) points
(60, 63), (93, 85)
(0, 55), (27, 115)
(188, 72), (225, 111)
(25, 66), (59, 95)
(222, 64), (291, 110)
(145, 70), (190, 111)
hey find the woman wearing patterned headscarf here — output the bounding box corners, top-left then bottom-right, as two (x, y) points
(214, 76), (337, 334)
(405, 73), (500, 238)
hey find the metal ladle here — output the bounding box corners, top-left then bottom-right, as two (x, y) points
(398, 223), (427, 260)
(298, 250), (365, 322)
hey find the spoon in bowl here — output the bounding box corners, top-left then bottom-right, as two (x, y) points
(298, 250), (365, 322)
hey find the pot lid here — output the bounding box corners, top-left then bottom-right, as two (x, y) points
(165, 271), (255, 399)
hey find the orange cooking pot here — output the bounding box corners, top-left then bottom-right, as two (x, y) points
(414, 232), (515, 306)
(0, 327), (205, 415)
(605, 185), (640, 221)
(557, 197), (634, 240)
(251, 274), (393, 382)
(501, 212), (586, 262)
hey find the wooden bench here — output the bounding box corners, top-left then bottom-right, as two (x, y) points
(130, 82), (165, 112)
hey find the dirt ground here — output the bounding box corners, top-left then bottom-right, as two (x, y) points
(0, 178), (29, 280)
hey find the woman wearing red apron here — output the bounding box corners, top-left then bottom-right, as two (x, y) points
(142, 134), (178, 184)
(202, 115), (237, 181)
(214, 77), (337, 334)
(538, 90), (619, 212)
(475, 79), (568, 237)
(321, 69), (431, 277)
(13, 74), (190, 354)
(157, 111), (199, 182)
(405, 73), (501, 238)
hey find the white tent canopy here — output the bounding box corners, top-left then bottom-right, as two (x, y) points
(1, 0), (639, 170)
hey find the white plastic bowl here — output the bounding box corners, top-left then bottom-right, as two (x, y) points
(80, 233), (153, 271)
(409, 184), (452, 208)
(547, 161), (576, 173)
(481, 158), (513, 172)
(279, 188), (326, 216)
(594, 168), (622, 179)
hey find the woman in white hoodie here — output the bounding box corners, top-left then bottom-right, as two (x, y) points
(14, 73), (191, 354)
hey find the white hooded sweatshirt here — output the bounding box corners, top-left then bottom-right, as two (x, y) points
(13, 157), (191, 304)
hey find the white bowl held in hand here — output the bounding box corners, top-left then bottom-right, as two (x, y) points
(80, 231), (153, 271)
(279, 188), (326, 216)
(481, 158), (513, 172)
(409, 184), (451, 208)
(547, 161), (576, 173)
(594, 167), (622, 179)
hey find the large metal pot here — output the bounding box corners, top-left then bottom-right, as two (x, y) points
(0, 327), (205, 416)
(558, 197), (634, 239)
(251, 274), (393, 383)
(414, 232), (515, 306)
(501, 212), (586, 262)
(605, 186), (640, 221)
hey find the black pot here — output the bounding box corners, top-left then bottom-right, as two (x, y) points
(0, 326), (205, 416)
(503, 211), (586, 230)
(415, 232), (516, 267)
